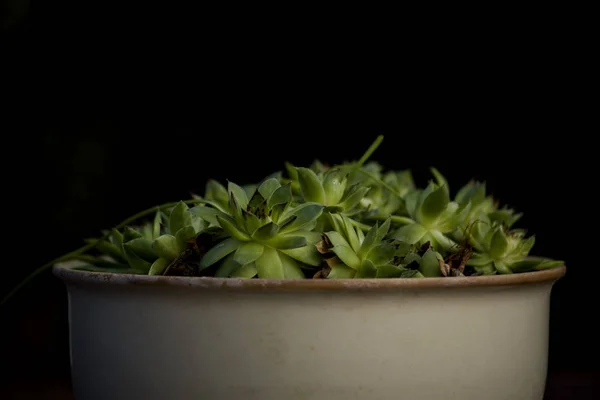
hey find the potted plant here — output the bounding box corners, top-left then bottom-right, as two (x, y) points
(3, 136), (565, 399)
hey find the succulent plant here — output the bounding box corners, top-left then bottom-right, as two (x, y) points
(316, 214), (406, 279)
(2, 133), (565, 309)
(465, 213), (562, 274)
(390, 178), (470, 254)
(75, 201), (210, 276)
(196, 179), (324, 278)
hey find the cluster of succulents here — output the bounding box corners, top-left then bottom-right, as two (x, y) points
(74, 136), (562, 279)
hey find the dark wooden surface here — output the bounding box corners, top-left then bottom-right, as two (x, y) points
(1, 372), (598, 399)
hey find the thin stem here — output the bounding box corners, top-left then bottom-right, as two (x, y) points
(1, 199), (205, 306)
(369, 215), (416, 225)
(355, 135), (384, 170)
(356, 168), (403, 199)
(349, 218), (373, 232)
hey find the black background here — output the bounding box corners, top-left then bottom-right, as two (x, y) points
(1, 1), (595, 397)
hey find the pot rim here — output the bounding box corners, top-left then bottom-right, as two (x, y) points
(52, 262), (566, 291)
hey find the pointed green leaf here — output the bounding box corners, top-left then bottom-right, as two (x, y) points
(279, 203), (324, 233)
(376, 218), (391, 241)
(419, 184), (449, 227)
(489, 228), (509, 259)
(153, 211), (162, 239)
(255, 246), (284, 278)
(328, 213), (344, 234)
(267, 183), (292, 211)
(169, 201), (192, 236)
(357, 225), (365, 243)
(228, 191), (246, 229)
(190, 205), (220, 226)
(280, 253), (305, 278)
(191, 215), (207, 233)
(339, 186), (370, 211)
(247, 190), (267, 210)
(228, 181), (249, 210)
(332, 245), (361, 270)
(292, 230), (323, 244)
(277, 215), (297, 232)
(216, 214), (251, 241)
(324, 205), (344, 213)
(494, 261), (513, 274)
(252, 222), (279, 241)
(242, 210), (262, 236)
(92, 239), (127, 263)
(149, 258), (169, 275)
(328, 263), (357, 279)
(233, 242), (264, 265)
(231, 263), (258, 279)
(517, 235), (536, 257)
(205, 180), (229, 207)
(466, 253), (492, 267)
(200, 237), (241, 269)
(123, 238), (156, 262)
(266, 235), (307, 250)
(215, 253), (241, 277)
(258, 178), (281, 201)
(123, 227), (143, 242)
(325, 231), (351, 249)
(176, 226), (197, 245)
(281, 243), (322, 266)
(419, 248), (442, 277)
(110, 229), (124, 248)
(285, 162), (298, 181)
(243, 184), (257, 199)
(123, 245), (152, 273)
(366, 243), (396, 266)
(341, 216), (361, 253)
(323, 170), (348, 205)
(533, 258), (564, 270)
(141, 224), (153, 240)
(296, 167), (326, 203)
(510, 258), (560, 273)
(356, 259), (377, 278)
(152, 234), (184, 260)
(429, 230), (458, 252)
(430, 167), (449, 197)
(455, 181), (476, 204)
(405, 190), (421, 219)
(358, 223), (379, 259)
(392, 223), (428, 245)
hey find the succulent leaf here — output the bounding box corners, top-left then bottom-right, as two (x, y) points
(149, 258), (169, 276)
(200, 237), (241, 269)
(233, 242), (264, 265)
(255, 246), (285, 278)
(297, 167), (326, 204)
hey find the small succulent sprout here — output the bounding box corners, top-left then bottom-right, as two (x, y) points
(294, 166), (371, 216)
(391, 179), (470, 255)
(360, 169), (415, 218)
(79, 214), (165, 274)
(450, 179), (522, 242)
(464, 215), (551, 274)
(148, 201), (209, 276)
(198, 178), (325, 279)
(321, 215), (415, 279)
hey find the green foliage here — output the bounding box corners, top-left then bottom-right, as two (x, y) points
(61, 136), (564, 279)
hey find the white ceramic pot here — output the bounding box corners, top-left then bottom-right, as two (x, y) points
(54, 263), (565, 400)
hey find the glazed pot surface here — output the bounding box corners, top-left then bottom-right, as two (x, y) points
(55, 264), (565, 400)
